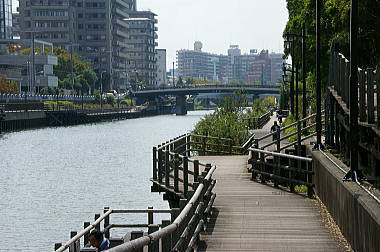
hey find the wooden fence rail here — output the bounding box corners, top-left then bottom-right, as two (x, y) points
(249, 148), (314, 197)
(327, 52), (380, 179)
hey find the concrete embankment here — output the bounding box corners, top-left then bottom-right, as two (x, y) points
(0, 106), (174, 133)
(307, 145), (380, 252)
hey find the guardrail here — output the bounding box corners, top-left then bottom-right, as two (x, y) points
(248, 148), (314, 197)
(243, 111), (271, 130)
(254, 112), (324, 153)
(0, 93), (95, 103)
(327, 51), (380, 181)
(136, 84), (281, 92)
(54, 208), (172, 252)
(329, 52), (380, 126)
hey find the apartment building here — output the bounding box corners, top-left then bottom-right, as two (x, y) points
(125, 10), (157, 87)
(177, 43), (284, 85)
(0, 0), (12, 39)
(177, 41), (228, 82)
(156, 48), (166, 86)
(18, 0), (145, 91)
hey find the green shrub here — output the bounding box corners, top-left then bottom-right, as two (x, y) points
(120, 99), (134, 106)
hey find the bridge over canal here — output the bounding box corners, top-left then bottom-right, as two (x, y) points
(132, 85), (280, 115)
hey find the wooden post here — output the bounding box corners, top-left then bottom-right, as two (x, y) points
(186, 134), (191, 157)
(183, 156), (189, 197)
(228, 138), (232, 154)
(83, 222), (90, 246)
(174, 153), (179, 192)
(276, 127), (281, 153)
(194, 160), (199, 182)
(130, 231), (144, 252)
(205, 163), (212, 173)
(202, 136), (206, 156)
(161, 220), (171, 251)
(307, 159), (314, 198)
(104, 207), (110, 239)
(165, 150), (170, 188)
(54, 243), (62, 251)
(289, 157), (295, 192)
(153, 147), (157, 180)
(148, 225), (159, 252)
(94, 214), (100, 231)
(171, 208), (181, 247)
(148, 206), (154, 225)
(260, 152), (265, 183)
(69, 231), (79, 252)
(178, 198), (188, 239)
(158, 148), (163, 183)
(367, 70), (375, 124)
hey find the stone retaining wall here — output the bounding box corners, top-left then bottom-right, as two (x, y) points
(307, 146), (380, 252)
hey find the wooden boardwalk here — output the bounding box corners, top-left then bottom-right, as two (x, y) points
(196, 155), (344, 251)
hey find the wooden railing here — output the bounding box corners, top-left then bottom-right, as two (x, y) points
(254, 112), (324, 152)
(248, 148), (314, 197)
(55, 208), (172, 252)
(244, 111), (271, 130)
(329, 52), (380, 126)
(327, 52), (380, 179)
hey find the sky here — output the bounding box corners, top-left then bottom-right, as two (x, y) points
(12, 0), (289, 69)
(138, 0), (289, 68)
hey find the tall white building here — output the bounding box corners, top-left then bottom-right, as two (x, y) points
(156, 49), (166, 86)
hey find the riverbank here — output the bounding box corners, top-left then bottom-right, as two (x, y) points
(0, 105), (175, 133)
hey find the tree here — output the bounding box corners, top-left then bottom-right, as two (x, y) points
(177, 76), (184, 86)
(186, 78), (194, 85)
(0, 75), (19, 93)
(20, 47), (98, 94)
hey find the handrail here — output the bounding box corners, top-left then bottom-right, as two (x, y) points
(55, 209), (173, 252)
(56, 209), (113, 252)
(249, 148), (312, 162)
(108, 165), (217, 252)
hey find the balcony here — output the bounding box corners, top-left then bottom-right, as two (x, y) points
(114, 0), (130, 10)
(114, 29), (129, 38)
(114, 8), (129, 18)
(113, 18), (129, 28)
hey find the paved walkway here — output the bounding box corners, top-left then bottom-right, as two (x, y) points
(196, 155), (343, 251)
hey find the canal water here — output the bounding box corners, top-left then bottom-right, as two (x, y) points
(0, 111), (209, 251)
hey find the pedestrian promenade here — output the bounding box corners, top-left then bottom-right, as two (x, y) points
(196, 117), (344, 251)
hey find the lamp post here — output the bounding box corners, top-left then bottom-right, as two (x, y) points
(284, 37), (295, 115)
(315, 0), (322, 148)
(285, 28), (307, 122)
(348, 0), (359, 179)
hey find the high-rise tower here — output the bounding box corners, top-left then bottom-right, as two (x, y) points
(0, 0), (13, 39)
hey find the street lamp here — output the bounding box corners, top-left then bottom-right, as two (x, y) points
(284, 28), (307, 123)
